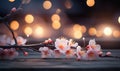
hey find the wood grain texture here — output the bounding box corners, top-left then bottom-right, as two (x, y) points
(0, 49), (120, 70)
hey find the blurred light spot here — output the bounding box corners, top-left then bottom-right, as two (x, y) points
(65, 0), (72, 9)
(25, 14), (34, 24)
(73, 24), (81, 31)
(74, 31), (82, 39)
(52, 21), (61, 30)
(81, 25), (87, 33)
(56, 8), (61, 14)
(88, 27), (97, 36)
(22, 0), (31, 4)
(10, 20), (19, 30)
(96, 30), (103, 37)
(51, 14), (60, 22)
(118, 16), (120, 24)
(24, 26), (32, 37)
(113, 30), (120, 38)
(103, 27), (112, 36)
(34, 26), (44, 37)
(43, 0), (52, 10)
(9, 0), (15, 2)
(86, 0), (95, 7)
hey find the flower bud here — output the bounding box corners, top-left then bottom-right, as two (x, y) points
(106, 52), (111, 56)
(11, 7), (16, 13)
(24, 51), (28, 56)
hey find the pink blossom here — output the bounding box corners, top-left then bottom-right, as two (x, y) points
(0, 35), (11, 45)
(86, 49), (99, 60)
(39, 47), (53, 58)
(54, 49), (61, 58)
(68, 39), (78, 47)
(65, 49), (74, 58)
(55, 38), (70, 54)
(0, 48), (18, 60)
(106, 52), (111, 56)
(11, 36), (27, 45)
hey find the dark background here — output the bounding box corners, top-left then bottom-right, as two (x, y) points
(0, 0), (120, 49)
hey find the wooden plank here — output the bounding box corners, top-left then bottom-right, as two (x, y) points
(0, 49), (120, 69)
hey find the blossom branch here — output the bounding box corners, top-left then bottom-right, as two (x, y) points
(4, 22), (18, 45)
(0, 43), (55, 50)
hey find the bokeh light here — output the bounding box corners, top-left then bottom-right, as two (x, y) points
(118, 16), (120, 24)
(10, 20), (19, 31)
(86, 0), (95, 7)
(25, 14), (34, 24)
(96, 30), (103, 37)
(24, 26), (33, 37)
(88, 27), (97, 36)
(51, 14), (60, 22)
(81, 25), (87, 33)
(9, 0), (15, 2)
(103, 27), (112, 36)
(43, 0), (52, 10)
(74, 31), (82, 39)
(52, 21), (61, 30)
(73, 24), (81, 31)
(113, 30), (120, 38)
(34, 26), (44, 37)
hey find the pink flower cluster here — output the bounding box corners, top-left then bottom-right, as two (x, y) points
(39, 38), (106, 60)
(0, 48), (18, 60)
(39, 38), (78, 58)
(0, 35), (111, 60)
(76, 39), (101, 60)
(0, 35), (27, 46)
(0, 35), (27, 60)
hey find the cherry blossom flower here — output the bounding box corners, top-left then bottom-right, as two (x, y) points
(86, 49), (99, 60)
(54, 49), (61, 58)
(89, 39), (96, 46)
(0, 48), (18, 60)
(39, 47), (53, 58)
(65, 49), (74, 58)
(68, 39), (78, 47)
(76, 45), (99, 60)
(11, 36), (27, 45)
(87, 39), (102, 55)
(85, 45), (101, 60)
(0, 35), (7, 45)
(7, 48), (19, 60)
(55, 38), (70, 54)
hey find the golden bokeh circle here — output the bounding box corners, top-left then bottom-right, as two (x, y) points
(10, 20), (19, 30)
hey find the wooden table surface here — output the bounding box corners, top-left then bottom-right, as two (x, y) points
(0, 49), (120, 71)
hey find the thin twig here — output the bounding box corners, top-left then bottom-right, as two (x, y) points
(5, 22), (18, 45)
(100, 55), (120, 59)
(0, 43), (55, 49)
